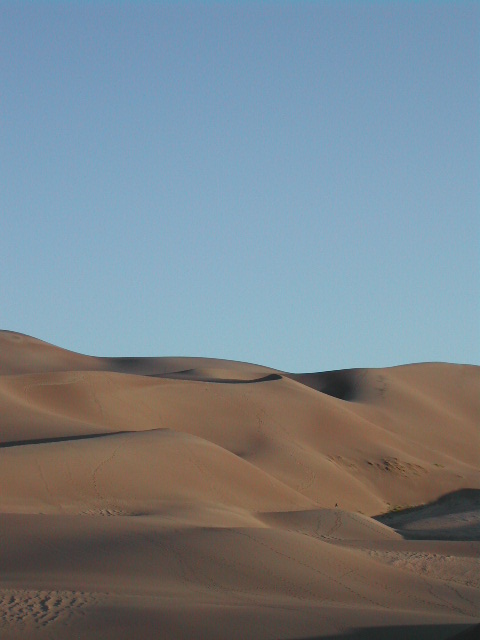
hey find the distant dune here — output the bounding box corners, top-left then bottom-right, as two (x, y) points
(1, 331), (478, 639)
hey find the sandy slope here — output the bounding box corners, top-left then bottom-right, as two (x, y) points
(0, 331), (478, 639)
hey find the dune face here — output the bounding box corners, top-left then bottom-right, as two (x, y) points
(0, 331), (479, 639)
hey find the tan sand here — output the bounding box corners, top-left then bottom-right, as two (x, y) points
(0, 330), (478, 639)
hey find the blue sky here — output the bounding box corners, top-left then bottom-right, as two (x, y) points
(1, 1), (478, 372)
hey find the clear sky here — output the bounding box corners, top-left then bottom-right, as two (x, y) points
(1, 1), (478, 372)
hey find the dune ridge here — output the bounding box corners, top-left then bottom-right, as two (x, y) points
(0, 331), (478, 639)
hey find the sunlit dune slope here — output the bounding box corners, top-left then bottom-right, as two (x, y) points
(0, 331), (478, 640)
(0, 331), (477, 515)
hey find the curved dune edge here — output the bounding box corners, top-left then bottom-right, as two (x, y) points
(0, 331), (478, 639)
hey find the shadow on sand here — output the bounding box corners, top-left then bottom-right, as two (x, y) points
(0, 431), (127, 448)
(284, 622), (479, 640)
(374, 489), (480, 541)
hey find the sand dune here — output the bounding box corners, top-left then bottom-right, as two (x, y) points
(0, 331), (478, 639)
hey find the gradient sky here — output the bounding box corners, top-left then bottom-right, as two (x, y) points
(1, 1), (479, 372)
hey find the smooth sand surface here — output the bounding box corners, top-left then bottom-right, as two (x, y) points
(0, 330), (479, 639)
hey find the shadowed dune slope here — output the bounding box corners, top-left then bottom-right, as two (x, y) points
(0, 331), (479, 640)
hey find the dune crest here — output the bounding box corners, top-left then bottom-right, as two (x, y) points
(0, 331), (478, 639)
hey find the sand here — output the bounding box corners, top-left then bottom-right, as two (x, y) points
(0, 330), (478, 639)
